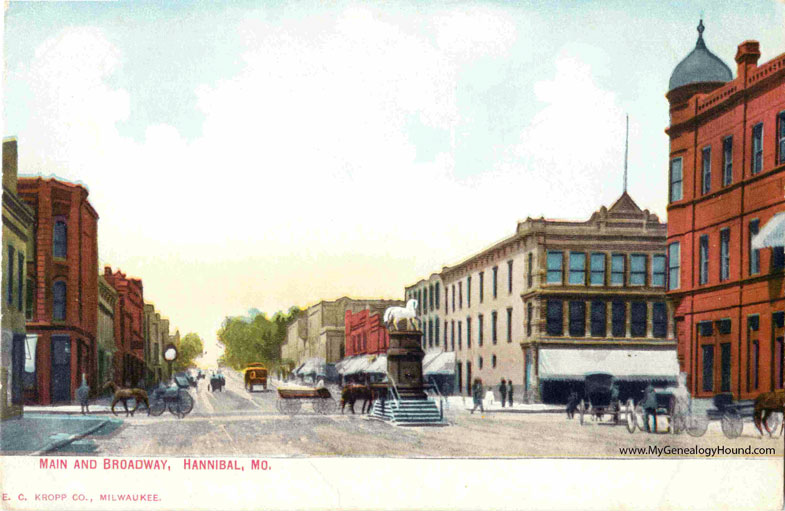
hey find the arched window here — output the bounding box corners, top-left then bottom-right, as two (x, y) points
(53, 281), (66, 321)
(53, 220), (67, 258)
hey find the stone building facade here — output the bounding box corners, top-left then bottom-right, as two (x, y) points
(144, 303), (169, 385)
(97, 274), (118, 387)
(404, 273), (442, 351)
(18, 174), (99, 405)
(665, 24), (785, 398)
(1, 138), (34, 418)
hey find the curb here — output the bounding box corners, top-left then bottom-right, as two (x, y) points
(31, 419), (111, 456)
(461, 408), (565, 414)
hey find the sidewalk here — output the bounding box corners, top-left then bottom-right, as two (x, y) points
(445, 396), (564, 414)
(0, 413), (123, 455)
(25, 395), (117, 415)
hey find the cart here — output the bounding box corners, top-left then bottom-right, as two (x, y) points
(276, 385), (337, 415)
(208, 373), (225, 392)
(626, 389), (709, 436)
(149, 375), (194, 418)
(576, 373), (622, 426)
(706, 393), (757, 439)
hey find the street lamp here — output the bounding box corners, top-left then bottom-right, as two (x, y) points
(164, 343), (178, 382)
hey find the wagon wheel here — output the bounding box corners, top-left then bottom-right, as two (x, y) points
(765, 412), (783, 437)
(578, 400), (585, 426)
(686, 414), (709, 437)
(721, 409), (743, 439)
(279, 398), (301, 416)
(625, 399), (637, 433)
(313, 398), (337, 415)
(149, 399), (166, 417)
(634, 403), (647, 432)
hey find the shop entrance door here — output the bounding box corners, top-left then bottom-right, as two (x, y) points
(51, 335), (71, 403)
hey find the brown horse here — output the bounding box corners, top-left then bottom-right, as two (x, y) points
(103, 382), (150, 416)
(341, 385), (373, 414)
(753, 389), (785, 437)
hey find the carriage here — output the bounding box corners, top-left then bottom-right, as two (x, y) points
(149, 374), (194, 418)
(576, 373), (623, 426)
(624, 387), (712, 436)
(208, 373), (225, 392)
(275, 385), (337, 415)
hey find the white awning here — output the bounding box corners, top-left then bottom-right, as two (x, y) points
(366, 355), (387, 374)
(752, 212), (785, 249)
(339, 355), (373, 375)
(423, 351), (455, 375)
(538, 348), (679, 381)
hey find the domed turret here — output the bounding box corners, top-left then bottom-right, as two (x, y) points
(668, 20), (732, 96)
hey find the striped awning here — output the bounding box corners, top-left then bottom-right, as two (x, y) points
(752, 212), (785, 249)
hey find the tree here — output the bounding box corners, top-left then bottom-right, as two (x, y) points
(173, 333), (204, 372)
(217, 306), (301, 370)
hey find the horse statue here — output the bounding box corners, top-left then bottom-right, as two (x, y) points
(103, 381), (150, 416)
(384, 299), (419, 331)
(753, 389), (785, 437)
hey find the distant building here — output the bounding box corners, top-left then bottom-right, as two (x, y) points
(1, 138), (34, 417)
(103, 266), (145, 387)
(18, 173), (99, 405)
(144, 303), (169, 385)
(97, 274), (118, 387)
(404, 273), (442, 351)
(666, 22), (785, 398)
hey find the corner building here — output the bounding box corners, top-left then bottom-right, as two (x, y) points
(666, 23), (785, 399)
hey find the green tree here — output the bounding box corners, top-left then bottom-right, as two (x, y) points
(217, 306), (301, 370)
(173, 332), (204, 372)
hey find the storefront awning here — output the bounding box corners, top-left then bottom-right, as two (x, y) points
(338, 355), (373, 375)
(538, 348), (679, 381)
(423, 351), (455, 375)
(365, 355), (387, 374)
(752, 212), (785, 249)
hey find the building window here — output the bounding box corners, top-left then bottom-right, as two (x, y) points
(750, 219), (761, 275)
(652, 254), (666, 287)
(491, 311), (498, 344)
(546, 300), (563, 336)
(506, 307), (513, 343)
(699, 321), (714, 337)
(546, 251), (563, 284)
(478, 356), (483, 370)
(527, 253), (533, 288)
(451, 285), (455, 312)
(428, 320), (434, 348)
(611, 301), (626, 337)
(590, 253), (605, 286)
(429, 285), (434, 310)
(492, 266), (498, 298)
(568, 301), (586, 337)
(569, 252), (586, 285)
(668, 242), (680, 290)
(507, 260), (513, 294)
(435, 317), (440, 347)
(478, 314), (484, 346)
(458, 282), (463, 309)
(458, 321), (462, 350)
(451, 320), (455, 351)
(590, 301), (606, 337)
(652, 303), (667, 338)
(17, 252), (24, 311)
(701, 146), (711, 195)
(6, 245), (14, 305)
(720, 228), (730, 282)
(435, 283), (440, 309)
(53, 280), (67, 321)
(699, 235), (709, 285)
(779, 111), (785, 165)
(723, 136), (733, 186)
(747, 315), (759, 392)
(467, 276), (471, 308)
(669, 157), (683, 202)
(526, 302), (533, 337)
(25, 277), (34, 320)
(492, 354), (497, 368)
(479, 272), (484, 303)
(752, 340), (760, 390)
(423, 288), (428, 313)
(773, 246), (785, 272)
(752, 123), (763, 174)
(466, 317), (472, 348)
(610, 254), (624, 286)
(630, 302), (647, 337)
(702, 345), (714, 392)
(53, 220), (67, 259)
(630, 254), (646, 286)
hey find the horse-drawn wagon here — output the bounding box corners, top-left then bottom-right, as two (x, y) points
(575, 372), (623, 426)
(276, 385), (337, 415)
(149, 375), (194, 418)
(208, 372), (225, 392)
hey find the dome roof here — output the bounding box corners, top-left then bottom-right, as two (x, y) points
(668, 20), (733, 92)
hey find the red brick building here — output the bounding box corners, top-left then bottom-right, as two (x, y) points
(18, 177), (99, 405)
(666, 22), (785, 399)
(103, 266), (145, 387)
(344, 309), (390, 357)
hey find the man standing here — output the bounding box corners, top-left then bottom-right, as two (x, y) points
(642, 384), (658, 433)
(499, 379), (507, 408)
(471, 378), (485, 414)
(507, 378), (514, 407)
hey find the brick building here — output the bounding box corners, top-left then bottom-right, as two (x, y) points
(103, 266), (145, 387)
(344, 308), (390, 357)
(17, 175), (99, 405)
(666, 22), (785, 399)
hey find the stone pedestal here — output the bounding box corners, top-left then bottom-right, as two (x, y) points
(387, 330), (426, 400)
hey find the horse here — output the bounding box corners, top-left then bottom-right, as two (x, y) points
(103, 381), (150, 416)
(341, 384), (374, 414)
(383, 300), (419, 331)
(753, 389), (785, 437)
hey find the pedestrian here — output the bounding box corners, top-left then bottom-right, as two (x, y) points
(642, 384), (658, 433)
(471, 378), (484, 414)
(77, 373), (90, 415)
(499, 378), (507, 408)
(507, 378), (514, 407)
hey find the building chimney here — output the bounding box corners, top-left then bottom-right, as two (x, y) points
(735, 40), (761, 84)
(3, 138), (18, 194)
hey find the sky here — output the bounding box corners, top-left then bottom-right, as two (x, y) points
(2, 1), (784, 365)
